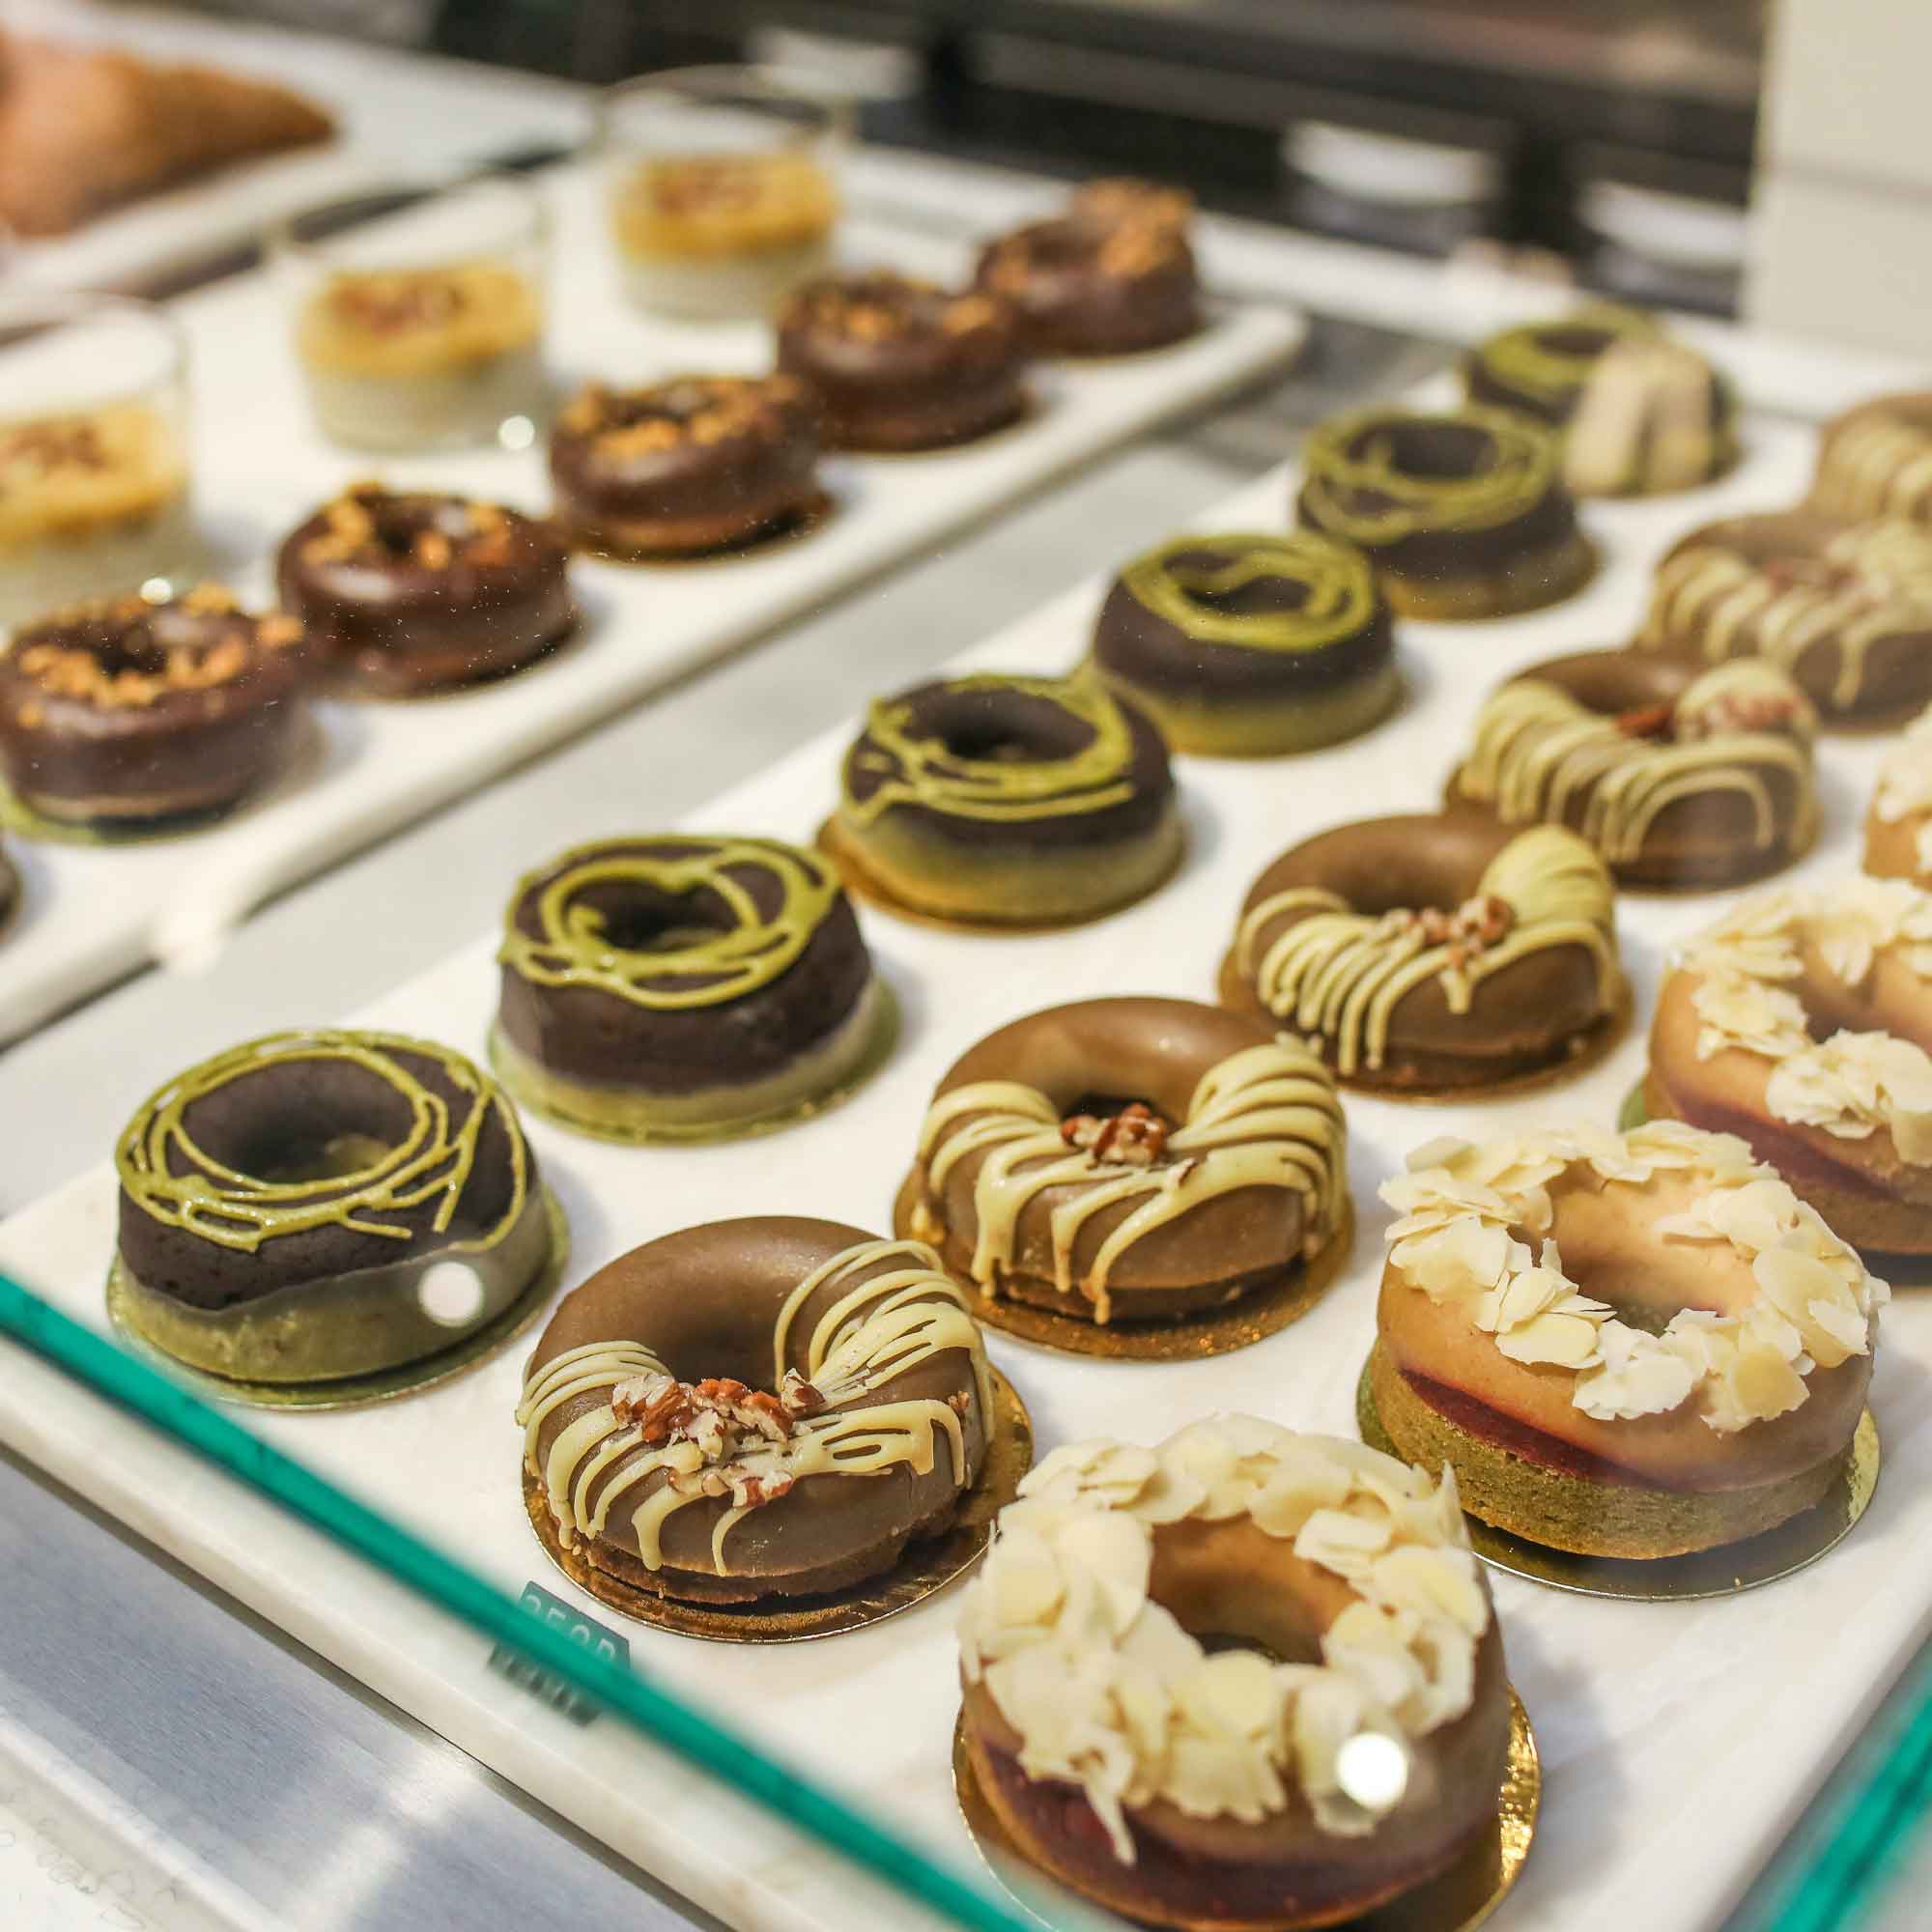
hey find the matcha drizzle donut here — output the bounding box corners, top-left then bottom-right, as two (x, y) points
(1813, 393), (1932, 524)
(114, 1029), (551, 1383)
(517, 1223), (993, 1604)
(1452, 652), (1816, 887)
(826, 668), (1179, 925)
(1228, 820), (1621, 1088)
(1465, 308), (1662, 423)
(1091, 529), (1398, 756)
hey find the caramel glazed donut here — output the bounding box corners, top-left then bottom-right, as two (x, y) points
(276, 484), (575, 696)
(1090, 530), (1399, 757)
(0, 584), (306, 825)
(516, 1221), (995, 1605)
(776, 271), (1027, 453)
(1224, 818), (1622, 1092)
(1639, 511), (1932, 724)
(958, 1422), (1510, 1931)
(823, 669), (1180, 926)
(492, 834), (891, 1140)
(1373, 1122), (1884, 1558)
(547, 374), (821, 557)
(1295, 405), (1592, 620)
(113, 1030), (554, 1385)
(1867, 702), (1932, 887)
(1448, 651), (1817, 889)
(1644, 877), (1932, 1255)
(975, 179), (1200, 357)
(901, 997), (1347, 1325)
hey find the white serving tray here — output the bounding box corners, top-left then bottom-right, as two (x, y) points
(4, 415), (1927, 1932)
(0, 161), (1303, 1042)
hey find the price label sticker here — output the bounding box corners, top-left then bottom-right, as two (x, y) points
(488, 1582), (632, 1726)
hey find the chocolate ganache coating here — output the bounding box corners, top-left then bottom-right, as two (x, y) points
(548, 374), (821, 557)
(0, 584), (308, 824)
(777, 271), (1027, 452)
(1296, 405), (1590, 619)
(276, 485), (575, 696)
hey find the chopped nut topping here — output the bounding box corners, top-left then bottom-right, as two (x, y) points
(1615, 700), (1675, 740)
(1679, 691), (1805, 739)
(1383, 893), (1517, 969)
(1061, 1100), (1172, 1167)
(412, 529), (453, 570)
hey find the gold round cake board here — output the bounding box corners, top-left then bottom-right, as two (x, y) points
(950, 1691), (1539, 1932)
(1213, 960), (1633, 1105)
(817, 815), (1188, 938)
(486, 982), (899, 1148)
(104, 1187), (569, 1411)
(894, 1174), (1353, 1361)
(522, 1367), (1033, 1642)
(1355, 1358), (1881, 1602)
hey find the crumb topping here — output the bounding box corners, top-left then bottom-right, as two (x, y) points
(789, 276), (1001, 343)
(559, 376), (804, 458)
(298, 486), (521, 571)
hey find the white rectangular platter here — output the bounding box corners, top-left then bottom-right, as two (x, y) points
(0, 161), (1303, 1042)
(5, 408), (1928, 1932)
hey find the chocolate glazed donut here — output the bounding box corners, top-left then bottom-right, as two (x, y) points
(777, 271), (1027, 452)
(1449, 650), (1817, 888)
(1225, 815), (1622, 1091)
(825, 670), (1180, 926)
(516, 1220), (995, 1605)
(114, 1030), (553, 1384)
(1296, 405), (1591, 620)
(901, 996), (1348, 1324)
(975, 180), (1199, 357)
(1091, 530), (1399, 756)
(492, 834), (890, 1140)
(276, 485), (575, 696)
(548, 374), (822, 557)
(0, 585), (308, 825)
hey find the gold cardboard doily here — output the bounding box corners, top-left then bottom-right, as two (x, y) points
(817, 814), (1187, 937)
(523, 1366), (1033, 1642)
(574, 487), (837, 567)
(951, 1690), (1539, 1932)
(105, 1188), (569, 1411)
(1356, 1358), (1881, 1602)
(895, 1174), (1352, 1361)
(486, 980), (898, 1148)
(1215, 955), (1633, 1104)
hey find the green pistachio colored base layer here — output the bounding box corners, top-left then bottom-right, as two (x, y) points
(487, 974), (897, 1146)
(1092, 661), (1401, 759)
(1377, 534), (1596, 622)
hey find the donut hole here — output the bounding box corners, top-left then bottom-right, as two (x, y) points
(1533, 324), (1617, 361)
(1170, 549), (1308, 620)
(75, 620), (171, 679)
(1063, 1089), (1163, 1123)
(574, 881), (737, 957)
(913, 688), (1096, 770)
(1372, 418), (1495, 482)
(179, 1059), (412, 1188)
(1147, 1518), (1347, 1671)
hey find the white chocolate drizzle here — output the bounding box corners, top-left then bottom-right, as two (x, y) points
(1815, 409), (1932, 523)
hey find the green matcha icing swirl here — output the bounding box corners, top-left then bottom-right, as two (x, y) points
(497, 835), (840, 1011)
(844, 669), (1139, 825)
(1301, 404), (1559, 547)
(116, 1030), (528, 1254)
(1120, 531), (1378, 652)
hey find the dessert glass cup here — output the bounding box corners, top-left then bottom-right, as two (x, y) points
(270, 172), (550, 453)
(0, 293), (195, 631)
(598, 66), (852, 321)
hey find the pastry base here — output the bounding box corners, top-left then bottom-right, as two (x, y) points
(1375, 534), (1596, 623)
(895, 1173), (1353, 1360)
(105, 1188), (569, 1411)
(521, 1366), (1032, 1642)
(1358, 1349), (1879, 1598)
(951, 1690), (1539, 1932)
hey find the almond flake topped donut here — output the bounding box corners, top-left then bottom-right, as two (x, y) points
(1867, 702), (1932, 886)
(956, 1419), (1509, 1928)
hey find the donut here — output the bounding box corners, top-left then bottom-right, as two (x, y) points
(516, 1220), (994, 1605)
(1866, 702), (1932, 887)
(822, 669), (1181, 926)
(0, 835), (18, 936)
(0, 584), (308, 826)
(1089, 530), (1399, 756)
(1224, 818), (1622, 1091)
(776, 272), (1026, 452)
(1374, 1122), (1885, 1557)
(113, 1029), (554, 1385)
(275, 485), (575, 696)
(1638, 511), (1932, 724)
(1642, 879), (1932, 1254)
(1296, 404), (1591, 618)
(491, 834), (892, 1141)
(900, 997), (1347, 1325)
(956, 1420), (1510, 1931)
(1448, 651), (1817, 888)
(975, 178), (1199, 357)
(548, 374), (822, 557)
(1812, 392), (1932, 524)
(1464, 308), (1737, 497)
